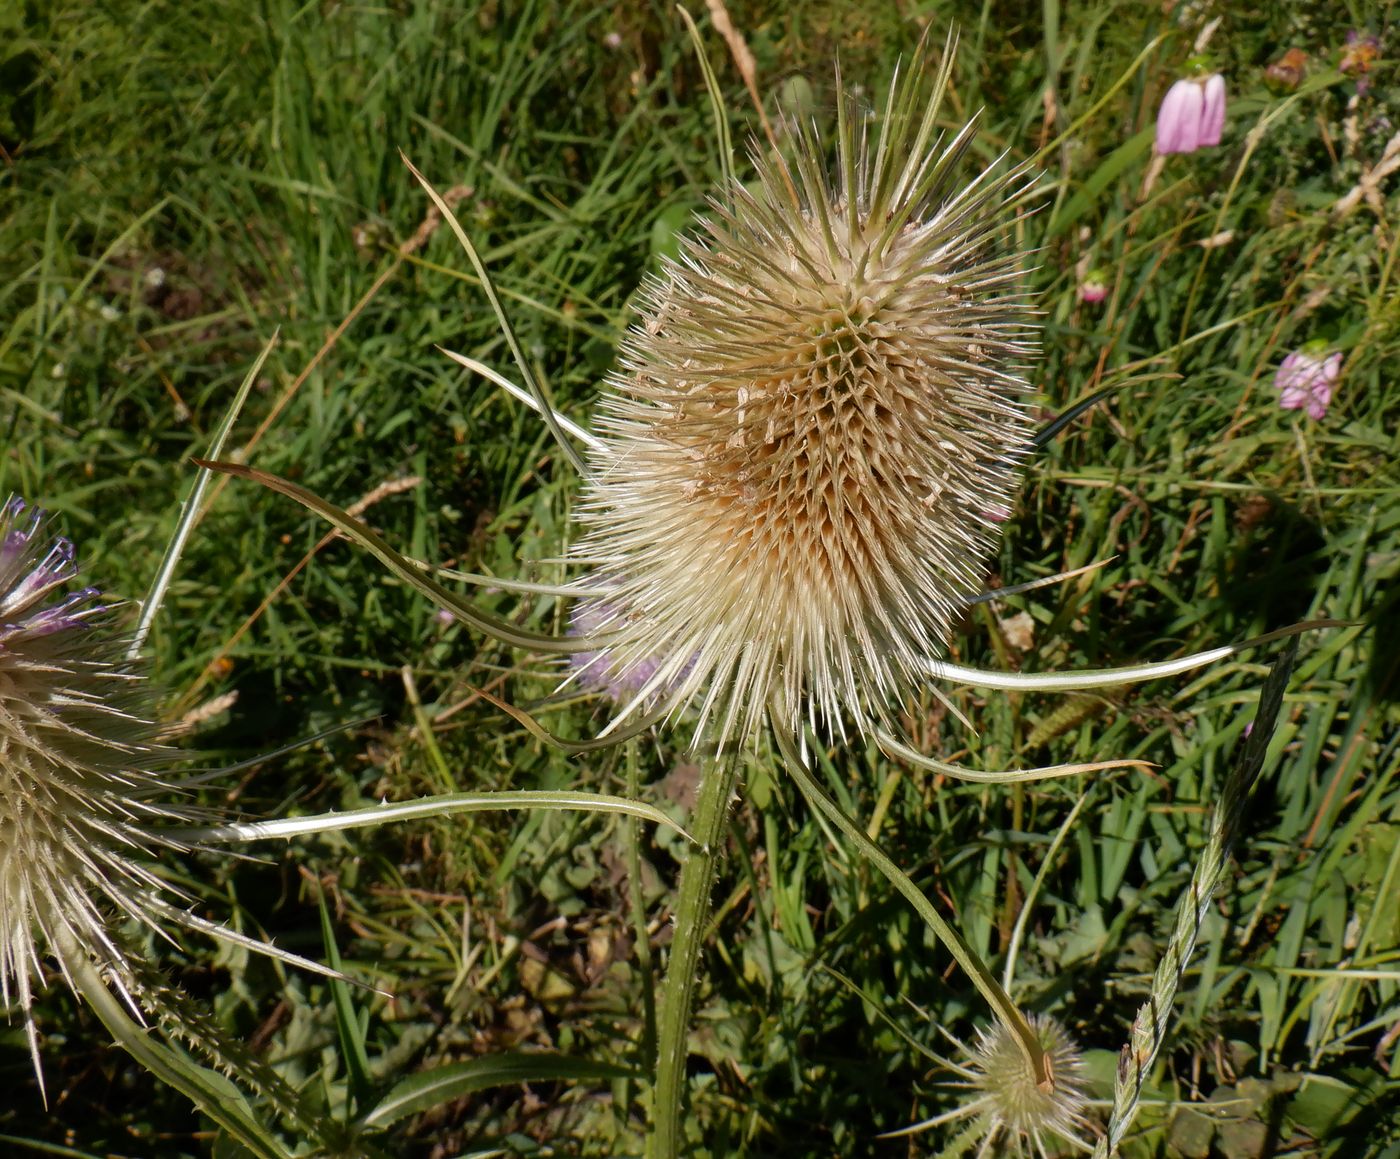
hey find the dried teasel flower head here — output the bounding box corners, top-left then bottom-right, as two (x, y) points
(0, 497), (193, 1076)
(572, 41), (1040, 748)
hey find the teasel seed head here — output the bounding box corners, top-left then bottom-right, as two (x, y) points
(0, 497), (194, 1076)
(572, 44), (1039, 748)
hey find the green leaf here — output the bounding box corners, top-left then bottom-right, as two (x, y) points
(188, 789), (693, 846)
(361, 1053), (638, 1130)
(318, 892), (374, 1116)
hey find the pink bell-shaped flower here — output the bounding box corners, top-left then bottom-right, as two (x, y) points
(1157, 71), (1227, 154)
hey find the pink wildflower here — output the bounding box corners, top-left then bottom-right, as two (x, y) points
(1078, 269), (1108, 304)
(1274, 346), (1342, 421)
(1156, 73), (1226, 154)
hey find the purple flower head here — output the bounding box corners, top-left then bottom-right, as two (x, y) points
(1156, 69), (1227, 155)
(567, 597), (694, 709)
(1, 496), (356, 1095)
(0, 500), (101, 635)
(1274, 343), (1342, 421)
(0, 495), (201, 1083)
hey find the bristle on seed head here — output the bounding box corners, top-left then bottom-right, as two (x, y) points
(573, 42), (1039, 748)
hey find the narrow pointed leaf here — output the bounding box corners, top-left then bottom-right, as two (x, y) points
(362, 1053), (638, 1129)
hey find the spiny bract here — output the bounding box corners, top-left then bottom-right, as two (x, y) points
(572, 47), (1039, 748)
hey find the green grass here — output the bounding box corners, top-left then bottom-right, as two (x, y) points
(1, 0), (1397, 1155)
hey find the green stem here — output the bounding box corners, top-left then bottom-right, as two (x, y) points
(649, 751), (740, 1159)
(771, 724), (1047, 1089)
(64, 937), (291, 1159)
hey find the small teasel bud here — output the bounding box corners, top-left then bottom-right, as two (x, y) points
(886, 1012), (1092, 1155)
(966, 1014), (1091, 1153)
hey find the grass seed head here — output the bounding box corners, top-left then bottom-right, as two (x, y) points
(573, 46), (1039, 747)
(0, 497), (192, 1072)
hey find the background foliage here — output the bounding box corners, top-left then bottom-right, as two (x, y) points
(1, 0), (1396, 1154)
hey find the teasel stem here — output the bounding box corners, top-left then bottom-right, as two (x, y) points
(60, 928), (292, 1159)
(649, 749), (742, 1159)
(770, 720), (1048, 1090)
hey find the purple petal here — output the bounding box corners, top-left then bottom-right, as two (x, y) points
(1157, 80), (1204, 154)
(15, 588), (103, 637)
(1, 537), (80, 617)
(0, 501), (41, 567)
(1199, 74), (1227, 146)
(1274, 352), (1302, 388)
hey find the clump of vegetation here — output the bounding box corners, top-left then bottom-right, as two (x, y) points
(1, 1), (1395, 1155)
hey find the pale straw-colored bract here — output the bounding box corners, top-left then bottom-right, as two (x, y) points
(0, 496), (195, 1074)
(572, 47), (1039, 749)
